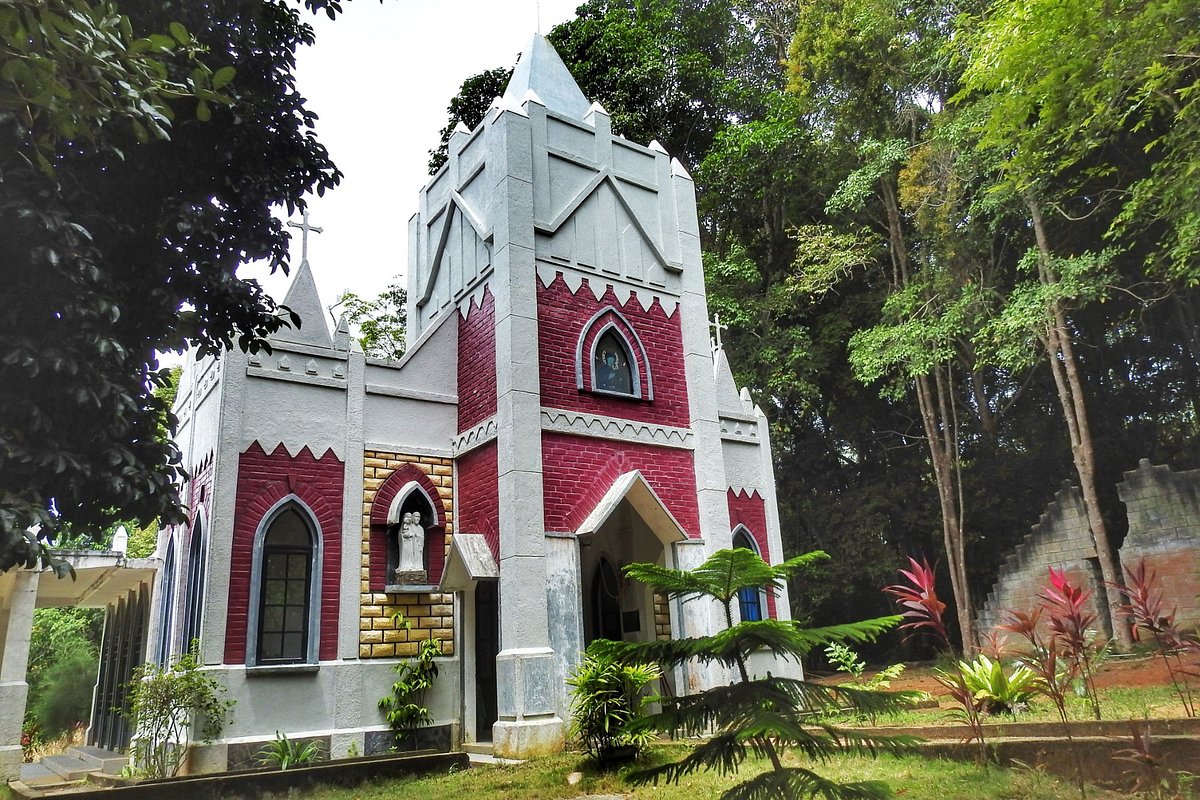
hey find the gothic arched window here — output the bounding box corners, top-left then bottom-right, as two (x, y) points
(154, 534), (177, 666)
(576, 306), (653, 400)
(250, 501), (320, 666)
(181, 517), (207, 652)
(592, 329), (636, 396)
(733, 527), (767, 622)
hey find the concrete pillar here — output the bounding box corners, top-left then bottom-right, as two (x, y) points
(0, 570), (39, 780)
(488, 105), (564, 758)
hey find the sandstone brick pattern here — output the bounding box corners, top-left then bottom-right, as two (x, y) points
(361, 450), (455, 658)
(653, 592), (671, 640)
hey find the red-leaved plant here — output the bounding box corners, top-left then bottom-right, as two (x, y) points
(883, 556), (951, 652)
(1110, 559), (1199, 717)
(1001, 606), (1087, 798)
(1040, 567), (1103, 720)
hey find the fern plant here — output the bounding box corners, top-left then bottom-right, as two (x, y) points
(592, 548), (919, 800)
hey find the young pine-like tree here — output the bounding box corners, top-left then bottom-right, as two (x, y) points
(593, 548), (918, 800)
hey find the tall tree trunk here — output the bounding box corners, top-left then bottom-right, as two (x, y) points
(1025, 194), (1132, 649)
(916, 368), (976, 652)
(883, 180), (976, 652)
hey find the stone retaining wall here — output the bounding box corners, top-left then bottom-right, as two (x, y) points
(977, 461), (1200, 641)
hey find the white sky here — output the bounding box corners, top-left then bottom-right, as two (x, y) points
(243, 0), (584, 320)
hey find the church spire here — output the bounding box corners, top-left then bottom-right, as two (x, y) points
(501, 34), (590, 121)
(275, 212), (332, 348)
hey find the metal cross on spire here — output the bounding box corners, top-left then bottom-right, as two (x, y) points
(287, 210), (323, 263)
(709, 312), (729, 353)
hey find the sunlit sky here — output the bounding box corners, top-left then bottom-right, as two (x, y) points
(242, 0), (583, 327)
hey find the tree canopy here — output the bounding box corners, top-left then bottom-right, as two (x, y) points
(0, 0), (343, 571)
(428, 0), (1200, 650)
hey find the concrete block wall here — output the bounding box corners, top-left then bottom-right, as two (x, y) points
(976, 481), (1107, 636)
(1117, 460), (1200, 629)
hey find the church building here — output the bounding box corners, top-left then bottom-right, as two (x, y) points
(150, 35), (793, 767)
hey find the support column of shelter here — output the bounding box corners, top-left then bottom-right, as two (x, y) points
(489, 102), (564, 758)
(0, 570), (38, 780)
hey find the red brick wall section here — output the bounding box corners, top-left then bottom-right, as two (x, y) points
(367, 464), (448, 590)
(187, 451), (216, 525)
(225, 442), (344, 664)
(458, 288), (497, 432)
(728, 488), (777, 619)
(542, 432), (700, 537)
(538, 273), (689, 427)
(456, 442), (500, 560)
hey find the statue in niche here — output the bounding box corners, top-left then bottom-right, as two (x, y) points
(394, 511), (427, 584)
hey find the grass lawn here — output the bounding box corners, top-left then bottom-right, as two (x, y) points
(299, 745), (1124, 800)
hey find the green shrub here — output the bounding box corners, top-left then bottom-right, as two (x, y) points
(258, 731), (323, 770)
(378, 613), (441, 745)
(124, 647), (233, 779)
(28, 643), (97, 735)
(567, 650), (660, 760)
(594, 548), (920, 800)
(953, 654), (1037, 715)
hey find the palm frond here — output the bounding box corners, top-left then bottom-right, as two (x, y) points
(626, 733), (748, 785)
(722, 766), (894, 800)
(624, 549), (830, 603)
(594, 616), (901, 668)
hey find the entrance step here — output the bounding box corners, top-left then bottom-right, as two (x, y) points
(68, 744), (127, 774)
(462, 742), (493, 756)
(39, 754), (93, 781)
(17, 761), (61, 787)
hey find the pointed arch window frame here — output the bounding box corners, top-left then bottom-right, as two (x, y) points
(576, 306), (654, 401)
(732, 525), (769, 623)
(246, 495), (324, 668)
(181, 509), (208, 654)
(154, 532), (178, 666)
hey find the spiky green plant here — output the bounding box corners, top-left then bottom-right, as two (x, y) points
(567, 651), (660, 759)
(591, 548), (920, 800)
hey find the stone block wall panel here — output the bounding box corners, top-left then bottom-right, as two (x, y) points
(457, 288), (496, 433)
(1118, 460), (1200, 628)
(360, 450), (455, 658)
(225, 443), (344, 664)
(537, 273), (689, 427)
(541, 432), (700, 536)
(976, 482), (1107, 638)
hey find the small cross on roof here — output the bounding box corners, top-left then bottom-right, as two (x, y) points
(287, 210), (323, 263)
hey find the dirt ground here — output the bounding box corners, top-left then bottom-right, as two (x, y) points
(824, 650), (1200, 698)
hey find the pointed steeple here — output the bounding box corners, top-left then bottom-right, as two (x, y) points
(501, 35), (590, 121)
(275, 258), (332, 348)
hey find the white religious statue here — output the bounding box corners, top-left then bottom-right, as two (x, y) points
(395, 511), (427, 584)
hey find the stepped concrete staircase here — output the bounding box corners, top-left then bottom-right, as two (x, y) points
(16, 745), (126, 793)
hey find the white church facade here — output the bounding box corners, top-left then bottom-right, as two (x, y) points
(143, 35), (792, 768)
